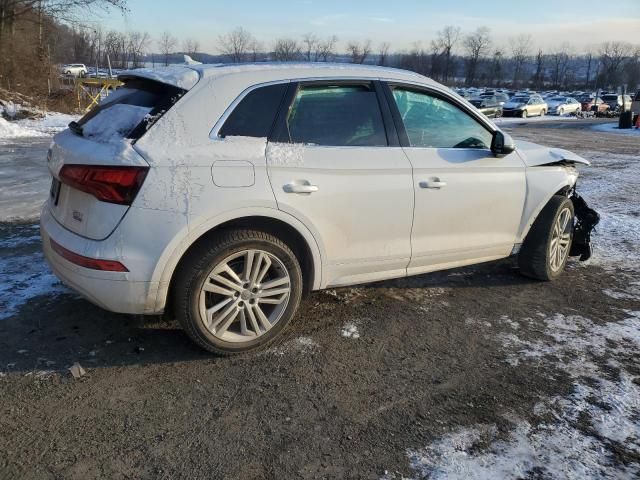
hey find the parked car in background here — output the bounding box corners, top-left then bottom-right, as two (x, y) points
(502, 94), (548, 118)
(580, 97), (610, 113)
(61, 64), (87, 77)
(481, 91), (509, 105)
(546, 96), (582, 115)
(601, 94), (632, 112)
(469, 96), (503, 118)
(40, 63), (598, 354)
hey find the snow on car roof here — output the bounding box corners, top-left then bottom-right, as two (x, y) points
(119, 62), (431, 90)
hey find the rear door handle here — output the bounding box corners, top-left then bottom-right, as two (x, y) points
(283, 183), (319, 194)
(419, 180), (447, 189)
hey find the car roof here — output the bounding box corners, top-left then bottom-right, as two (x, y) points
(119, 62), (432, 90)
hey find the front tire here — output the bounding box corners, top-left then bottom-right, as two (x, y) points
(518, 195), (574, 281)
(521, 110), (528, 118)
(173, 229), (303, 355)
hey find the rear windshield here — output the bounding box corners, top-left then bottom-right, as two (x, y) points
(602, 95), (618, 101)
(70, 78), (186, 143)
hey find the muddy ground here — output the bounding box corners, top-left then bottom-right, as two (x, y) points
(1, 120), (639, 479)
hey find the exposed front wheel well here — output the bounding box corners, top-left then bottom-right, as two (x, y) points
(166, 216), (315, 315)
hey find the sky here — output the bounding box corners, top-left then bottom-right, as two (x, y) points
(98, 0), (639, 54)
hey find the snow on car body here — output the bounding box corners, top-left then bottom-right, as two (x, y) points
(40, 63), (598, 354)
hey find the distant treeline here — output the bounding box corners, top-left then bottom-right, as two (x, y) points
(1, 2), (638, 111)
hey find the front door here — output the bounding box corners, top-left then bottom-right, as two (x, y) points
(385, 84), (527, 275)
(266, 81), (414, 287)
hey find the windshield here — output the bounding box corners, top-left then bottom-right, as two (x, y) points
(550, 97), (567, 102)
(602, 95), (618, 101)
(511, 97), (529, 103)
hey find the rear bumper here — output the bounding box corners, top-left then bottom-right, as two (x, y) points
(40, 205), (161, 314)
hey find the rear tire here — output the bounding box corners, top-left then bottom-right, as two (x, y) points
(518, 195), (574, 281)
(540, 109), (546, 117)
(173, 229), (303, 355)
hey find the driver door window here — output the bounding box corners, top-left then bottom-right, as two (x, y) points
(391, 88), (493, 149)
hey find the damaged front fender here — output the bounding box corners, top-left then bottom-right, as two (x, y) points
(517, 140), (591, 167)
(569, 190), (600, 261)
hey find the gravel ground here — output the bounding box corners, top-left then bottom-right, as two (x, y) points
(0, 120), (638, 479)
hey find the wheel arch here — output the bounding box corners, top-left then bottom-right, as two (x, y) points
(152, 209), (323, 313)
(517, 173), (576, 243)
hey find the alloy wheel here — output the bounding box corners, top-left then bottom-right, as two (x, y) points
(549, 207), (572, 272)
(198, 249), (291, 343)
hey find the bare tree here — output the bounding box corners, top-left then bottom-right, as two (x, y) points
(511, 34), (531, 88)
(158, 31), (177, 66)
(550, 44), (571, 89)
(433, 25), (461, 82)
(532, 49), (545, 90)
(347, 39), (371, 64)
(377, 42), (390, 66)
(316, 35), (337, 62)
(599, 41), (632, 87)
(183, 38), (200, 59)
(273, 37), (301, 61)
(219, 26), (252, 63)
(301, 32), (318, 61)
(490, 49), (504, 86)
(248, 39), (262, 62)
(463, 27), (491, 86)
(399, 41), (430, 76)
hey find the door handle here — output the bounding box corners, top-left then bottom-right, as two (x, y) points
(283, 182), (319, 194)
(419, 180), (447, 189)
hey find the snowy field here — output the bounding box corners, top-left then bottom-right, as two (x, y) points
(0, 116), (639, 478)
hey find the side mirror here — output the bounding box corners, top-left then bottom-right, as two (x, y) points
(491, 130), (516, 157)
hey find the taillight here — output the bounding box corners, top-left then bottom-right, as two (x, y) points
(59, 165), (148, 205)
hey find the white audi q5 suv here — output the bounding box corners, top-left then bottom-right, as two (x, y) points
(40, 63), (598, 355)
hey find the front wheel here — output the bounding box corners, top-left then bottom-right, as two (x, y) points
(173, 229), (303, 355)
(518, 195), (574, 281)
(558, 108), (564, 116)
(521, 110), (528, 118)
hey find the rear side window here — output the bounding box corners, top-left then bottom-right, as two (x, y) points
(219, 84), (287, 138)
(286, 84), (387, 147)
(72, 78), (186, 143)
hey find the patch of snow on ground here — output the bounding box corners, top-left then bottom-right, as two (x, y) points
(591, 122), (640, 136)
(0, 234), (69, 320)
(405, 311), (640, 479)
(576, 152), (640, 272)
(341, 321), (360, 339)
(494, 115), (577, 126)
(266, 336), (318, 356)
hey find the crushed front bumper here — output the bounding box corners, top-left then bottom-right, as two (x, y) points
(569, 190), (600, 261)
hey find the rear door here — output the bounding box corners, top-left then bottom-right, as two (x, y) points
(383, 83), (526, 274)
(266, 80), (414, 287)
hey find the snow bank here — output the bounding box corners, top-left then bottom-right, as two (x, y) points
(0, 112), (76, 141)
(0, 117), (47, 139)
(405, 311), (640, 479)
(591, 122), (640, 136)
(16, 112), (76, 135)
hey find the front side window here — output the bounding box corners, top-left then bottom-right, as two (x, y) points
(391, 87), (493, 149)
(286, 84), (387, 147)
